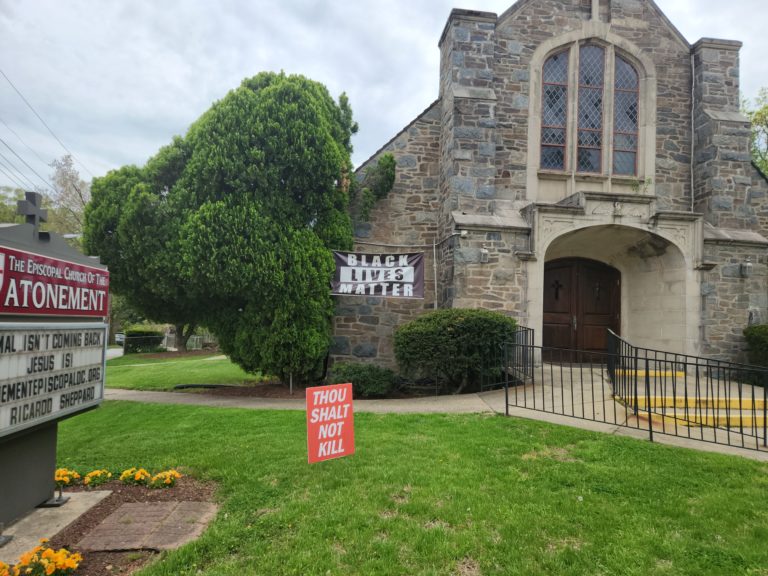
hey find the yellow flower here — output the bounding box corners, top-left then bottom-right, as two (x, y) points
(54, 468), (80, 487)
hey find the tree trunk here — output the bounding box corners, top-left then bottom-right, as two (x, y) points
(175, 323), (195, 353)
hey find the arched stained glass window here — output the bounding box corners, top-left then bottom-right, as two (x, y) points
(538, 43), (641, 177)
(541, 51), (569, 170)
(577, 45), (605, 173)
(613, 56), (639, 175)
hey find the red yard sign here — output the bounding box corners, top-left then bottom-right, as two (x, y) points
(306, 383), (355, 464)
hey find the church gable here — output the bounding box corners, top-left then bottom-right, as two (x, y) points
(487, 0), (693, 210)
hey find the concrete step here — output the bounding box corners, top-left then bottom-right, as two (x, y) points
(613, 369), (686, 378)
(644, 411), (766, 429)
(617, 395), (767, 428)
(627, 396), (767, 410)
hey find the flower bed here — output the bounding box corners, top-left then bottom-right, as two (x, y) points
(0, 540), (82, 576)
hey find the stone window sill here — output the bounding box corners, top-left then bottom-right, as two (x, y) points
(537, 170), (642, 187)
(537, 170), (606, 183)
(537, 170), (569, 181)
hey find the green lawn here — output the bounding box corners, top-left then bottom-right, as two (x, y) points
(106, 353), (264, 390)
(57, 402), (768, 575)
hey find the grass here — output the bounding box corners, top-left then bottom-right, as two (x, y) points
(105, 353), (264, 390)
(57, 402), (768, 575)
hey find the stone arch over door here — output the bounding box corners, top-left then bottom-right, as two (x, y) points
(531, 223), (698, 355)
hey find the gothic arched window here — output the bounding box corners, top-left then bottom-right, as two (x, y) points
(540, 44), (640, 177)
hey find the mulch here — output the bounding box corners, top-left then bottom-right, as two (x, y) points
(47, 477), (216, 576)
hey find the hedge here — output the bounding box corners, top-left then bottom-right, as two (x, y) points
(394, 308), (517, 394)
(124, 329), (165, 354)
(328, 362), (397, 398)
(744, 325), (768, 368)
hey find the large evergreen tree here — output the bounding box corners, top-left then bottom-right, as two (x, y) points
(85, 72), (354, 376)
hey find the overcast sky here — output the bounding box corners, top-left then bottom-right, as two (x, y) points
(0, 0), (766, 191)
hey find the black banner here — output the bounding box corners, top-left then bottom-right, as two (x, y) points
(332, 252), (424, 299)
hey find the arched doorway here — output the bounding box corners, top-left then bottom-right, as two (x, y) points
(543, 258), (620, 355)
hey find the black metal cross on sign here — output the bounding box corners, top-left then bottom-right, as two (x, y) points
(17, 191), (47, 232)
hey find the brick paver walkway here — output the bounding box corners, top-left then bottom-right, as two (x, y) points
(77, 501), (218, 551)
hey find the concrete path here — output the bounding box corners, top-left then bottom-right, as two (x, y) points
(104, 387), (768, 461)
(105, 347), (124, 361)
(105, 387), (498, 414)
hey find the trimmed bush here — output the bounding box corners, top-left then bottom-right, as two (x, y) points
(744, 325), (768, 367)
(124, 329), (165, 354)
(394, 308), (517, 394)
(328, 362), (397, 398)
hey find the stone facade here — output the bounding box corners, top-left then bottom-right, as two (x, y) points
(331, 0), (768, 368)
(331, 104), (441, 365)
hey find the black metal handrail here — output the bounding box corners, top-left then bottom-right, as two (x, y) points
(503, 331), (768, 452)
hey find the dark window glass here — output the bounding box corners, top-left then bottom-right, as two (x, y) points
(543, 52), (568, 84)
(541, 147), (565, 170)
(613, 55), (639, 175)
(577, 45), (604, 173)
(541, 51), (569, 170)
(613, 151), (637, 176)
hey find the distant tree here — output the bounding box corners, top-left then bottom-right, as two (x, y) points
(47, 154), (90, 239)
(109, 293), (145, 339)
(746, 88), (768, 175)
(85, 72), (356, 374)
(0, 186), (24, 223)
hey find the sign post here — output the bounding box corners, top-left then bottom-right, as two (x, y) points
(306, 383), (355, 464)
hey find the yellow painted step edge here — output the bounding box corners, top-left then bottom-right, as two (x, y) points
(614, 369), (686, 378)
(619, 396), (766, 410)
(646, 413), (767, 428)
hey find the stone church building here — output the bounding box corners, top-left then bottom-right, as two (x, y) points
(331, 0), (768, 367)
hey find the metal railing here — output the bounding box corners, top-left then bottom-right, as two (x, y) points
(480, 326), (535, 391)
(503, 331), (768, 452)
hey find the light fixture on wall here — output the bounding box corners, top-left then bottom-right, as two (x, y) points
(740, 257), (753, 278)
(480, 247), (489, 264)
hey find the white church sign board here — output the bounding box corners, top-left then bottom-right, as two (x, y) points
(0, 322), (107, 438)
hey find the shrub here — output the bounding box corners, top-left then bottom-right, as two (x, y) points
(394, 308), (517, 394)
(744, 325), (768, 368)
(328, 362), (397, 398)
(124, 329), (165, 354)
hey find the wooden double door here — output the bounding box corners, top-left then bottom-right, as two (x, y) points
(543, 258), (620, 356)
